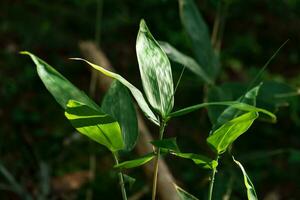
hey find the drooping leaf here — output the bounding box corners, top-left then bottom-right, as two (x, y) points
(232, 157), (258, 200)
(21, 51), (99, 110)
(114, 153), (155, 170)
(159, 41), (212, 84)
(151, 137), (180, 152)
(102, 81), (138, 151)
(71, 58), (159, 126)
(136, 19), (174, 117)
(175, 184), (199, 200)
(207, 112), (259, 154)
(169, 101), (276, 123)
(65, 100), (124, 152)
(179, 0), (220, 80)
(171, 152), (217, 169)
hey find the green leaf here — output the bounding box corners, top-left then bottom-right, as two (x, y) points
(169, 101), (276, 123)
(123, 174), (136, 189)
(20, 51), (99, 110)
(151, 138), (180, 152)
(65, 100), (124, 152)
(175, 184), (199, 200)
(179, 0), (220, 80)
(212, 83), (262, 132)
(207, 112), (259, 154)
(159, 41), (212, 84)
(114, 153), (155, 170)
(102, 81), (138, 151)
(136, 19), (174, 117)
(71, 58), (159, 126)
(232, 157), (258, 200)
(171, 152), (216, 169)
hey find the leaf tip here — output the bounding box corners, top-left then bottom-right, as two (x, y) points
(139, 19), (148, 32)
(19, 51), (30, 55)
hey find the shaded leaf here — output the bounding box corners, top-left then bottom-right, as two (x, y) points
(232, 157), (258, 200)
(136, 20), (174, 117)
(179, 0), (220, 80)
(65, 100), (124, 152)
(151, 137), (180, 152)
(21, 51), (99, 110)
(123, 174), (136, 189)
(102, 81), (138, 151)
(114, 153), (155, 170)
(71, 58), (159, 126)
(207, 112), (259, 154)
(175, 184), (199, 200)
(159, 41), (212, 84)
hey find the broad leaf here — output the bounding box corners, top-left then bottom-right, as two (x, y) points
(171, 152), (216, 169)
(179, 0), (220, 80)
(114, 153), (155, 170)
(159, 41), (212, 84)
(71, 58), (159, 126)
(232, 157), (258, 200)
(102, 81), (138, 151)
(207, 112), (259, 154)
(136, 19), (174, 117)
(65, 100), (124, 152)
(151, 138), (180, 152)
(175, 185), (199, 200)
(21, 51), (99, 110)
(169, 101), (276, 123)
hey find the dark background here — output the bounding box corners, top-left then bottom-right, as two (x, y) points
(1, 0), (300, 199)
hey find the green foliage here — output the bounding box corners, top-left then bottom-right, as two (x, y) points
(207, 112), (259, 154)
(179, 0), (220, 81)
(175, 185), (199, 200)
(159, 41), (213, 84)
(233, 157), (258, 200)
(65, 100), (124, 152)
(102, 81), (138, 151)
(114, 153), (155, 170)
(71, 58), (159, 126)
(150, 137), (180, 152)
(20, 51), (99, 110)
(136, 20), (174, 117)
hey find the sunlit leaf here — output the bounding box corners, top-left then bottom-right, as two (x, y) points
(207, 112), (259, 154)
(175, 184), (199, 200)
(159, 41), (212, 84)
(136, 19), (174, 117)
(71, 58), (159, 126)
(102, 81), (138, 151)
(232, 157), (258, 200)
(211, 83), (262, 132)
(65, 100), (124, 152)
(21, 51), (99, 110)
(171, 152), (216, 169)
(169, 101), (276, 123)
(114, 153), (155, 170)
(151, 137), (180, 152)
(179, 0), (220, 80)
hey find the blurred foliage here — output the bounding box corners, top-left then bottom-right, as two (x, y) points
(0, 0), (300, 199)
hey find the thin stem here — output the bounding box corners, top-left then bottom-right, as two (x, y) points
(113, 153), (128, 200)
(151, 121), (167, 200)
(208, 155), (219, 200)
